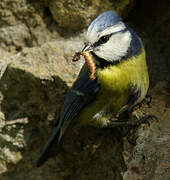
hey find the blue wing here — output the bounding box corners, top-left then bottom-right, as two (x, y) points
(36, 64), (100, 166)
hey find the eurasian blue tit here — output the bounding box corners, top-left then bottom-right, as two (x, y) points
(37, 10), (149, 166)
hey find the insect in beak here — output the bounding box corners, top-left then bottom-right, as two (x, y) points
(72, 51), (96, 81)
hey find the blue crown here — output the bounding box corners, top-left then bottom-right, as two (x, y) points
(88, 10), (122, 33)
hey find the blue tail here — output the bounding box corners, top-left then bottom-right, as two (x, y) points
(36, 125), (60, 167)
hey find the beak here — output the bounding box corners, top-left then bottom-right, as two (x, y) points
(82, 44), (93, 52)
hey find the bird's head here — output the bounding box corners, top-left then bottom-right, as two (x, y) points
(83, 10), (142, 63)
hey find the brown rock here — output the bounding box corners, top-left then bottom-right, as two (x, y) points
(49, 0), (135, 31)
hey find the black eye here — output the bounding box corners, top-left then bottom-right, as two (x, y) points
(99, 35), (110, 44)
(93, 34), (112, 47)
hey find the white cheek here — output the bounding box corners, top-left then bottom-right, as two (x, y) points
(94, 31), (131, 61)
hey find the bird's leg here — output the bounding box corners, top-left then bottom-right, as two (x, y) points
(116, 93), (153, 119)
(108, 114), (158, 128)
(125, 114), (158, 127)
(116, 104), (129, 118)
(108, 114), (158, 145)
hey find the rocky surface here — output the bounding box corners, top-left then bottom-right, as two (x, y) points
(0, 0), (170, 179)
(49, 0), (134, 32)
(123, 81), (170, 180)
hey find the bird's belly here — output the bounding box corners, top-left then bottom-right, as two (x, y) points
(77, 89), (129, 127)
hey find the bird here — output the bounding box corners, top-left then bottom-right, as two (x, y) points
(36, 10), (149, 167)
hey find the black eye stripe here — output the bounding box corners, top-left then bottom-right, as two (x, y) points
(93, 28), (127, 47)
(93, 34), (111, 47)
(99, 34), (112, 44)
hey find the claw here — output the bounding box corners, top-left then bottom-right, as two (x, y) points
(134, 114), (158, 127)
(143, 94), (152, 107)
(107, 114), (158, 128)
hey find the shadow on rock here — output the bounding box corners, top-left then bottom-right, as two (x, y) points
(0, 66), (126, 180)
(0, 66), (68, 178)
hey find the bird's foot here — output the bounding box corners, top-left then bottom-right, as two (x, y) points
(116, 94), (152, 119)
(129, 114), (158, 127)
(126, 114), (158, 145)
(108, 114), (158, 128)
(108, 114), (158, 145)
(141, 94), (152, 108)
(132, 94), (152, 112)
(116, 105), (129, 118)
